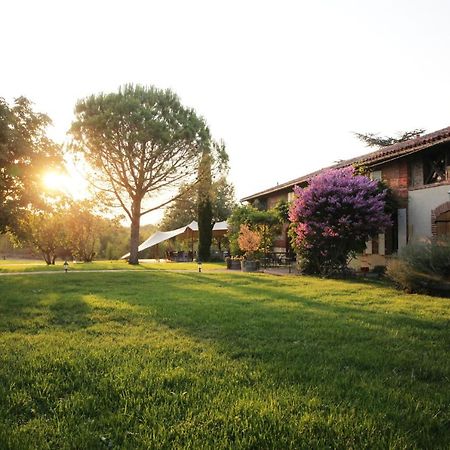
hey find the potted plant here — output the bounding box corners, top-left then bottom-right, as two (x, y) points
(226, 256), (243, 270)
(238, 224), (261, 272)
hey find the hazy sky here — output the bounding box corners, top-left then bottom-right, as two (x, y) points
(3, 0), (450, 222)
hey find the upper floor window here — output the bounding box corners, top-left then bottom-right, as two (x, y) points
(423, 148), (449, 184)
(252, 198), (268, 211)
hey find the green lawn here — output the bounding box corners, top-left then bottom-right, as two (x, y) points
(0, 271), (449, 449)
(0, 259), (225, 273)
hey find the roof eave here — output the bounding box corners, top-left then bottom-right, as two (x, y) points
(240, 127), (450, 202)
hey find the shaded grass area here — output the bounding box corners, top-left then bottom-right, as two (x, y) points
(0, 271), (449, 449)
(0, 259), (225, 273)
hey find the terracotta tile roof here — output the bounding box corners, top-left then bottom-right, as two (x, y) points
(241, 125), (450, 202)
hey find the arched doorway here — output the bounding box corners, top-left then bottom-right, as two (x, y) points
(431, 201), (450, 238)
(435, 210), (450, 237)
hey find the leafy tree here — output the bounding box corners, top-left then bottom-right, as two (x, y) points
(161, 176), (235, 231)
(289, 167), (391, 276)
(160, 184), (197, 231)
(64, 200), (119, 262)
(0, 233), (23, 258)
(70, 84), (225, 264)
(15, 209), (67, 265)
(97, 224), (129, 260)
(354, 129), (425, 148)
(211, 176), (236, 222)
(0, 97), (61, 233)
(14, 197), (125, 263)
(95, 222), (157, 261)
(228, 204), (282, 256)
(238, 224), (261, 260)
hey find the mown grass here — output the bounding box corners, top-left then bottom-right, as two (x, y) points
(0, 259), (225, 273)
(0, 271), (449, 449)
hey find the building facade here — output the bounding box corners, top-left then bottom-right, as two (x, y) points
(241, 127), (450, 268)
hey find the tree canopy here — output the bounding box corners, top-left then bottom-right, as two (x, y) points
(0, 97), (61, 233)
(13, 198), (126, 264)
(228, 204), (283, 256)
(354, 129), (425, 148)
(14, 207), (67, 265)
(70, 84), (226, 264)
(63, 200), (118, 263)
(160, 176), (235, 231)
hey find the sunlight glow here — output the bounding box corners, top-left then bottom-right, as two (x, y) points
(42, 167), (88, 200)
(43, 172), (67, 190)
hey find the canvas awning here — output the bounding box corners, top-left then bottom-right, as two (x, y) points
(121, 220), (228, 259)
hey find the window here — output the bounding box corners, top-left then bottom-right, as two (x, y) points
(370, 170), (382, 181)
(252, 198), (268, 211)
(423, 148), (449, 184)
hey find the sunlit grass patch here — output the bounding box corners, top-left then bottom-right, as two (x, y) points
(0, 259), (226, 273)
(0, 272), (449, 448)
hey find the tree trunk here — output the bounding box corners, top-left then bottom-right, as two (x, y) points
(43, 252), (51, 265)
(128, 199), (141, 265)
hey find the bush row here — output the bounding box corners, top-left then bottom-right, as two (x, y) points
(386, 238), (450, 295)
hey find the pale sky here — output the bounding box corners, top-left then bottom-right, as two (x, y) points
(3, 0), (450, 223)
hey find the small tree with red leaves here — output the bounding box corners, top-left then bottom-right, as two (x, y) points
(238, 224), (261, 260)
(289, 167), (391, 276)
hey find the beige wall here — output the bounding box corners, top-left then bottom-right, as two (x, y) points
(408, 185), (450, 241)
(349, 254), (390, 270)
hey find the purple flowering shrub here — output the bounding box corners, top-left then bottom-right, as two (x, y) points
(289, 167), (391, 275)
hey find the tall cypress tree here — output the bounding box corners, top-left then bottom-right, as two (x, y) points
(197, 150), (213, 261)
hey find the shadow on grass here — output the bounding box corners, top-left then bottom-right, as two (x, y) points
(94, 271), (450, 387)
(0, 271), (449, 447)
(48, 295), (92, 328)
(105, 272), (449, 446)
(174, 271), (449, 332)
(0, 275), (94, 332)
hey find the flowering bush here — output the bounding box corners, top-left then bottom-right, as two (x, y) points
(238, 224), (261, 260)
(289, 167), (391, 275)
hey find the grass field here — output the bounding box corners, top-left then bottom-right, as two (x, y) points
(0, 270), (449, 449)
(0, 259), (225, 273)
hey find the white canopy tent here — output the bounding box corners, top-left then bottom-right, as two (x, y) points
(121, 220), (228, 259)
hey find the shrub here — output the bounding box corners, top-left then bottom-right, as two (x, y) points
(372, 265), (386, 276)
(225, 256), (242, 269)
(228, 204), (282, 256)
(238, 225), (261, 260)
(289, 167), (391, 276)
(387, 238), (450, 293)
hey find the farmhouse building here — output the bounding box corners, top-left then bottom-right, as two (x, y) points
(241, 126), (450, 267)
